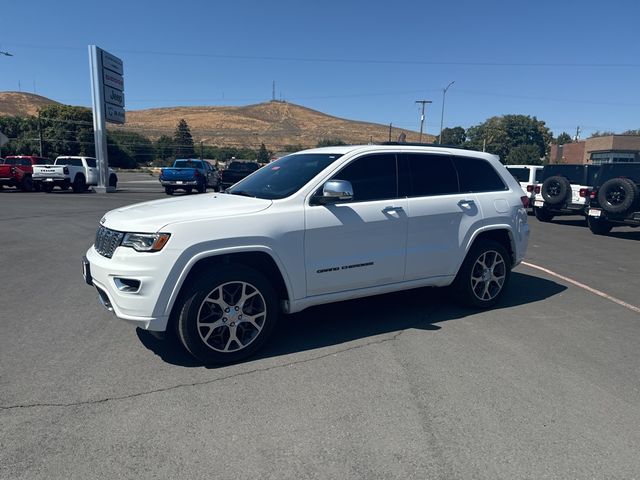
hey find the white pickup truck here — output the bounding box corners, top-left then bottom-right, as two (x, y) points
(33, 156), (117, 193)
(83, 144), (529, 364)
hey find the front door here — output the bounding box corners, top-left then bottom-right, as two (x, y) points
(304, 153), (407, 296)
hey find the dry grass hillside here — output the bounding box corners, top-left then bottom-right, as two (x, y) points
(0, 92), (59, 116)
(0, 92), (434, 147)
(123, 101), (434, 148)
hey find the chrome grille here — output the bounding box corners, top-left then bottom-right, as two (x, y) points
(94, 226), (124, 258)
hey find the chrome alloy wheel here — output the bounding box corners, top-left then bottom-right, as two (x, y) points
(470, 250), (507, 302)
(196, 281), (267, 353)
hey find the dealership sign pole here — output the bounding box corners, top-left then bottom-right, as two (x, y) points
(89, 45), (125, 193)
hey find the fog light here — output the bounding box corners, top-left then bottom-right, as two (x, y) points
(114, 277), (141, 293)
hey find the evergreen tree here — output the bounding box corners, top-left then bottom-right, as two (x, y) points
(173, 119), (195, 158)
(257, 143), (270, 163)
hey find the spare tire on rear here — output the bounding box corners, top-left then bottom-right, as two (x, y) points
(597, 177), (638, 214)
(541, 175), (571, 205)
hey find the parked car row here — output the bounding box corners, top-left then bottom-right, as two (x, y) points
(508, 163), (640, 235)
(0, 155), (117, 193)
(159, 159), (262, 195)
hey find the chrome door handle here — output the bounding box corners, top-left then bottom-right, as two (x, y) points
(382, 206), (404, 212)
(457, 199), (475, 206)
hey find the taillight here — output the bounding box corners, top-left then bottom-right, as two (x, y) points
(526, 184), (534, 192)
(590, 189), (598, 199)
(579, 188), (589, 198)
(534, 186), (541, 194)
(194, 170), (200, 177)
(520, 196), (530, 208)
(63, 167), (69, 175)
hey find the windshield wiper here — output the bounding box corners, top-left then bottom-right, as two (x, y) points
(227, 190), (256, 198)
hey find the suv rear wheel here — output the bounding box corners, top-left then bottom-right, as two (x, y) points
(176, 264), (279, 364)
(587, 216), (613, 235)
(453, 239), (511, 309)
(534, 206), (554, 222)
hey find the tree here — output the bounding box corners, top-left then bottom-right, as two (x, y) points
(505, 144), (543, 165)
(107, 130), (154, 168)
(622, 129), (640, 136)
(256, 143), (271, 163)
(173, 119), (195, 158)
(155, 135), (174, 164)
(316, 138), (346, 147)
(440, 126), (466, 146)
(465, 115), (552, 163)
(554, 132), (573, 145)
(589, 130), (615, 138)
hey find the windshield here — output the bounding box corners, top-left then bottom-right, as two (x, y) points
(174, 160), (202, 169)
(228, 161), (259, 171)
(506, 167), (530, 183)
(227, 153), (343, 199)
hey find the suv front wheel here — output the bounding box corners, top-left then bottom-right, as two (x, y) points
(453, 239), (511, 309)
(176, 264), (279, 364)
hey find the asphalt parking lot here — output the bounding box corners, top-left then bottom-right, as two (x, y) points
(2, 172), (640, 479)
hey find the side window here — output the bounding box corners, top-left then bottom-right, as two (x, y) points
(21, 159), (31, 166)
(331, 153), (397, 202)
(453, 156), (507, 193)
(404, 153), (459, 197)
(86, 159), (97, 168)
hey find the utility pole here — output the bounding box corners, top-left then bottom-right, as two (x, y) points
(415, 100), (432, 143)
(272, 81), (275, 101)
(388, 123), (392, 142)
(438, 81), (455, 144)
(574, 126), (581, 142)
(38, 112), (44, 157)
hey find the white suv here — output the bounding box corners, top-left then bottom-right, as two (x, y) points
(83, 145), (529, 364)
(506, 164), (543, 211)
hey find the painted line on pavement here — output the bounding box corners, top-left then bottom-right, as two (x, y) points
(522, 261), (640, 315)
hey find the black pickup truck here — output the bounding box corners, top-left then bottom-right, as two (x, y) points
(220, 161), (260, 189)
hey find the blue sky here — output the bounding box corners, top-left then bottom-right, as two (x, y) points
(1, 0), (639, 138)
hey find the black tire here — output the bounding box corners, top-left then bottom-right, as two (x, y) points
(72, 174), (86, 193)
(176, 264), (279, 364)
(597, 177), (638, 214)
(453, 239), (511, 309)
(165, 186), (174, 195)
(534, 206), (554, 222)
(60, 185), (69, 191)
(185, 187), (193, 194)
(587, 216), (613, 235)
(33, 182), (42, 192)
(20, 176), (34, 192)
(541, 175), (570, 205)
(197, 180), (206, 194)
(109, 174), (118, 190)
(42, 183), (54, 193)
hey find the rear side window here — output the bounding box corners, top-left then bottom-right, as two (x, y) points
(403, 153), (459, 197)
(332, 153), (397, 202)
(506, 167), (530, 183)
(453, 156), (507, 193)
(535, 169), (544, 182)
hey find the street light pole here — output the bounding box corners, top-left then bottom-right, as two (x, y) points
(438, 81), (455, 144)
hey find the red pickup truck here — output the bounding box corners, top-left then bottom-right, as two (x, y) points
(0, 155), (51, 192)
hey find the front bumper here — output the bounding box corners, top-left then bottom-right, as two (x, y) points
(84, 245), (180, 331)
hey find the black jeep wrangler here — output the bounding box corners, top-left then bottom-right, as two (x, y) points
(586, 163), (640, 234)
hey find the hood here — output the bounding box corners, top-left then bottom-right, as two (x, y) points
(102, 193), (272, 232)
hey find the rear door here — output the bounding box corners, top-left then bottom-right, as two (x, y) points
(401, 153), (482, 280)
(304, 153), (408, 296)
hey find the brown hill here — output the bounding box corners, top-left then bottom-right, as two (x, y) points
(123, 101), (434, 148)
(0, 91), (434, 148)
(0, 92), (59, 116)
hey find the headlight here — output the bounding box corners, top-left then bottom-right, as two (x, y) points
(121, 233), (171, 252)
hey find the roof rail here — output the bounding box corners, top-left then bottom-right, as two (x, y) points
(378, 141), (475, 151)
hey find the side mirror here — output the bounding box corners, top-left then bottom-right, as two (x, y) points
(317, 180), (353, 204)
